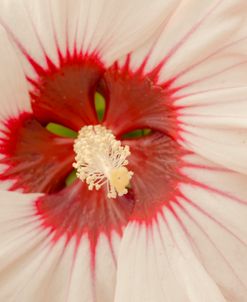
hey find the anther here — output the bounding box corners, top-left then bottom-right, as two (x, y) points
(73, 125), (133, 198)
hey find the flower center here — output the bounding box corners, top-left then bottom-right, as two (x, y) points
(73, 125), (133, 198)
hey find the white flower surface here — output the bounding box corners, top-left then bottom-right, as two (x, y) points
(0, 1), (246, 302)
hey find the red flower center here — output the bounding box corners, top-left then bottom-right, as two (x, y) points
(0, 52), (184, 246)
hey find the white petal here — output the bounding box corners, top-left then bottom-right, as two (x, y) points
(114, 222), (188, 302)
(114, 216), (227, 302)
(115, 153), (247, 302)
(66, 233), (121, 302)
(180, 126), (247, 175)
(177, 86), (247, 174)
(0, 0), (177, 78)
(0, 190), (121, 301)
(0, 0), (61, 73)
(177, 87), (247, 127)
(175, 189), (247, 301)
(178, 154), (247, 301)
(0, 28), (32, 189)
(77, 0), (181, 65)
(0, 191), (49, 300)
(163, 209), (227, 302)
(94, 233), (120, 302)
(128, 0), (247, 84)
(120, 1), (247, 173)
(63, 237), (94, 302)
(0, 27), (31, 122)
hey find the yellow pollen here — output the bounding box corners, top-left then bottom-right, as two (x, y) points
(73, 125), (133, 198)
(110, 167), (131, 196)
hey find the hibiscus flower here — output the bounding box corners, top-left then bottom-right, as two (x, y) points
(0, 0), (246, 301)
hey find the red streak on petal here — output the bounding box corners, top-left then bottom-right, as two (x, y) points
(28, 52), (105, 131)
(0, 113), (74, 193)
(36, 181), (134, 264)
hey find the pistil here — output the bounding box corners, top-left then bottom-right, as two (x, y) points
(73, 125), (133, 198)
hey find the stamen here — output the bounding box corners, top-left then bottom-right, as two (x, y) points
(73, 125), (133, 198)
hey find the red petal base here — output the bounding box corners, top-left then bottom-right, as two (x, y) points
(0, 113), (74, 193)
(36, 181), (134, 252)
(102, 61), (179, 140)
(29, 53), (104, 131)
(125, 132), (186, 223)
